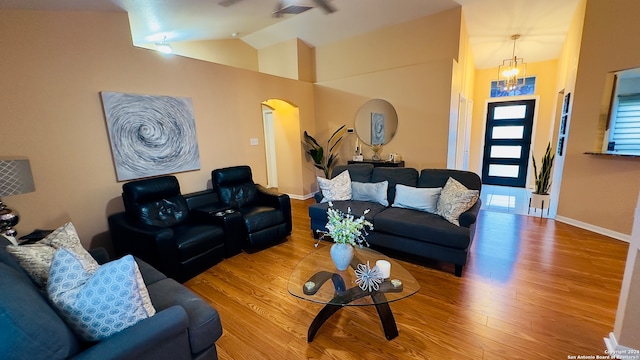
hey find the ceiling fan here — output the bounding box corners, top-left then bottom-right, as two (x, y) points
(219, 0), (337, 18)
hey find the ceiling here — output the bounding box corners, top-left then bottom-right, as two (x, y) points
(0, 0), (581, 69)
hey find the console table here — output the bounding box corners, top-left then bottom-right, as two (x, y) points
(347, 160), (404, 168)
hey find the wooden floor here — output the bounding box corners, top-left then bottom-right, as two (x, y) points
(185, 199), (629, 359)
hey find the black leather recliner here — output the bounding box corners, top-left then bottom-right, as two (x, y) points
(211, 166), (292, 252)
(108, 175), (240, 283)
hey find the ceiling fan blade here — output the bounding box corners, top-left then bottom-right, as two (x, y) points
(218, 0), (243, 7)
(272, 1), (284, 18)
(312, 0), (337, 13)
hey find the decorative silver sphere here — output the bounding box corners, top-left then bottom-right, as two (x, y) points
(0, 207), (19, 237)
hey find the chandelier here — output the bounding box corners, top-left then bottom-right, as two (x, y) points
(498, 34), (527, 92)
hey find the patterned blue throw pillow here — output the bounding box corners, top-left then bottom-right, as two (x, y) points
(47, 248), (156, 342)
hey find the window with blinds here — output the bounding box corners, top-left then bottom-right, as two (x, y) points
(610, 94), (640, 153)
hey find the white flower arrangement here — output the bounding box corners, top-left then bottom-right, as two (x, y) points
(316, 202), (373, 247)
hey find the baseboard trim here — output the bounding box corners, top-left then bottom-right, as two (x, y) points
(604, 332), (640, 360)
(287, 192), (316, 201)
(555, 216), (630, 243)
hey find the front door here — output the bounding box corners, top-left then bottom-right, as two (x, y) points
(481, 99), (535, 187)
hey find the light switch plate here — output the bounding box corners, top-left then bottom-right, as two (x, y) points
(250, 138), (259, 145)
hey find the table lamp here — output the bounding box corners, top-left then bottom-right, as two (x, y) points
(0, 158), (35, 237)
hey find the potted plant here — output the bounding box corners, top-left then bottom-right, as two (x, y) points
(531, 142), (555, 210)
(316, 202), (373, 270)
(303, 125), (347, 178)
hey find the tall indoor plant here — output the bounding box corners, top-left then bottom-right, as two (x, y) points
(304, 125), (347, 178)
(531, 142), (555, 210)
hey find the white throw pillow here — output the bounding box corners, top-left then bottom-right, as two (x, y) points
(436, 177), (479, 226)
(351, 181), (389, 206)
(47, 248), (156, 342)
(392, 184), (442, 213)
(317, 170), (352, 203)
(6, 222), (99, 288)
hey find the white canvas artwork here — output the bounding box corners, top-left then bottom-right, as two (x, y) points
(101, 92), (201, 181)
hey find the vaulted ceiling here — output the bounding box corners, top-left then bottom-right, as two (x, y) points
(0, 0), (581, 69)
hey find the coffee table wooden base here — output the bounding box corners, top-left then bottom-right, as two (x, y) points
(307, 299), (398, 342)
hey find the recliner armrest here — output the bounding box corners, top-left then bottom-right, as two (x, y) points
(191, 208), (245, 257)
(108, 212), (180, 277)
(256, 184), (292, 234)
(255, 184), (286, 207)
(71, 306), (191, 360)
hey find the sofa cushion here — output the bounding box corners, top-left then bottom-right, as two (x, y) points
(372, 207), (471, 250)
(371, 167), (419, 203)
(47, 249), (156, 342)
(392, 184), (441, 213)
(240, 205), (286, 233)
(436, 177), (480, 226)
(0, 261), (81, 360)
(419, 169), (482, 191)
(331, 163), (374, 182)
(351, 181), (389, 206)
(317, 170), (352, 202)
(173, 223), (226, 262)
(308, 200), (387, 228)
(6, 222), (99, 288)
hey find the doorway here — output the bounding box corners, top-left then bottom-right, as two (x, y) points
(481, 99), (536, 187)
(262, 106), (278, 188)
(260, 99), (302, 196)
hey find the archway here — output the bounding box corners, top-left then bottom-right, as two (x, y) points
(261, 99), (302, 196)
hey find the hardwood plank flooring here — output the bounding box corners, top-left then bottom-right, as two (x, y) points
(185, 199), (628, 359)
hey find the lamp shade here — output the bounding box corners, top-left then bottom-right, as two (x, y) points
(0, 158), (35, 198)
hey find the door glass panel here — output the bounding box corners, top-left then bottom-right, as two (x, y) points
(494, 105), (526, 120)
(488, 164), (519, 178)
(490, 145), (522, 158)
(492, 126), (524, 139)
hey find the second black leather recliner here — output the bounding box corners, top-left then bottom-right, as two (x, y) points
(108, 175), (241, 282)
(211, 165), (292, 252)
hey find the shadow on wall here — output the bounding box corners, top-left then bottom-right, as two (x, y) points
(93, 195), (126, 257)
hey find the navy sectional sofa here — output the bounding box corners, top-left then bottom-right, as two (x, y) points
(309, 164), (482, 277)
(0, 236), (222, 360)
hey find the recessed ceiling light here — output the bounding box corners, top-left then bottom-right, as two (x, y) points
(155, 36), (173, 54)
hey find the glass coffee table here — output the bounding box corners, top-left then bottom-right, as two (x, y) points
(288, 244), (420, 342)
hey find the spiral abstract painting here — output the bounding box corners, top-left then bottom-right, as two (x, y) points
(101, 92), (201, 181)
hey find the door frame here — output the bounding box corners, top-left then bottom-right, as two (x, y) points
(479, 95), (540, 189)
(261, 105), (278, 189)
(455, 95), (473, 170)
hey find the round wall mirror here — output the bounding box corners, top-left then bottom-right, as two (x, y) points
(354, 99), (398, 145)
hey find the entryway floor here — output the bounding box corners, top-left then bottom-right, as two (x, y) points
(480, 184), (551, 218)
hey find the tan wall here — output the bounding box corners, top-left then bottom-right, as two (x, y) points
(315, 7), (461, 83)
(168, 39), (259, 72)
(0, 9), (315, 251)
(296, 39), (316, 83)
(258, 39), (300, 80)
(557, 0), (640, 235)
(469, 60), (559, 185)
(313, 8), (462, 173)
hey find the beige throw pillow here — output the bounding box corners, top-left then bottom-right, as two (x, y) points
(317, 170), (352, 203)
(6, 222), (99, 288)
(436, 178), (479, 226)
